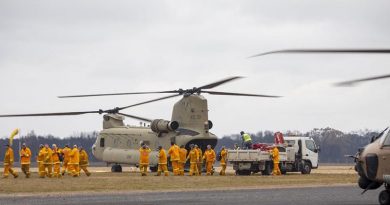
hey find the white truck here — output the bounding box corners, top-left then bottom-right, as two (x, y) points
(227, 136), (319, 175)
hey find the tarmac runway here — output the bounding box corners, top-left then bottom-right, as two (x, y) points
(0, 185), (382, 205)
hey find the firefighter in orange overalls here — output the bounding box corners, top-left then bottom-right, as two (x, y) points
(168, 142), (180, 176)
(37, 144), (46, 178)
(61, 144), (71, 176)
(203, 145), (216, 176)
(79, 146), (91, 176)
(157, 146), (169, 176)
(3, 144), (18, 178)
(178, 145), (187, 176)
(139, 144), (151, 176)
(219, 146), (228, 176)
(68, 145), (80, 177)
(51, 144), (62, 178)
(43, 144), (53, 178)
(270, 145), (281, 176)
(186, 144), (199, 176)
(195, 144), (203, 175)
(20, 143), (31, 178)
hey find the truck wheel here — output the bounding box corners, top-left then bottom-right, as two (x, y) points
(301, 162), (311, 174)
(379, 190), (390, 205)
(111, 164), (122, 172)
(280, 163), (287, 175)
(262, 162), (272, 176)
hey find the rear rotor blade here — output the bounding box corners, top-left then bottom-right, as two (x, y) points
(0, 111), (100, 117)
(118, 94), (181, 111)
(58, 91), (178, 98)
(250, 49), (390, 57)
(203, 91), (282, 98)
(335, 74), (390, 86)
(118, 112), (152, 122)
(198, 76), (243, 90)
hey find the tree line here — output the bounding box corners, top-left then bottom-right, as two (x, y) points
(0, 127), (379, 163)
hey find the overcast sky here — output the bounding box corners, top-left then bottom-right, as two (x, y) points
(1, 0), (390, 138)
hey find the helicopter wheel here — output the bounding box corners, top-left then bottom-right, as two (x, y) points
(379, 190), (390, 205)
(111, 164), (122, 172)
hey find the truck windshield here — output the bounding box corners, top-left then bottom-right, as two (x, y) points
(305, 140), (316, 152)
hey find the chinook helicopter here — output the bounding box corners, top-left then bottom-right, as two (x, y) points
(0, 76), (280, 172)
(254, 49), (390, 205)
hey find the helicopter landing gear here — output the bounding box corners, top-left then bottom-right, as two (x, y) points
(149, 166), (158, 172)
(111, 164), (122, 172)
(379, 189), (390, 205)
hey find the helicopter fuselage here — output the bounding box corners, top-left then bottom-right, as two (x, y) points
(92, 94), (218, 168)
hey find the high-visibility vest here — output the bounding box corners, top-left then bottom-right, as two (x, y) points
(243, 133), (252, 142)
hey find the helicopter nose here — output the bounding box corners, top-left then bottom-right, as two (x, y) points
(365, 153), (379, 180)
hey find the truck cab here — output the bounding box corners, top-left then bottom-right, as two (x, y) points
(284, 136), (319, 174)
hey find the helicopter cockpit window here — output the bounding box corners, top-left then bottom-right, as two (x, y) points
(305, 140), (316, 152)
(381, 129), (390, 147)
(373, 127), (389, 143)
(379, 128), (390, 146)
(384, 134), (390, 146)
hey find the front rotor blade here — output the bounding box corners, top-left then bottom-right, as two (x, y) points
(334, 74), (390, 86)
(250, 49), (390, 57)
(118, 112), (152, 122)
(203, 91), (282, 98)
(0, 111), (99, 117)
(58, 91), (178, 98)
(118, 94), (181, 111)
(198, 76), (243, 90)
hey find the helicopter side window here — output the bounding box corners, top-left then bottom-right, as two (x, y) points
(100, 138), (105, 148)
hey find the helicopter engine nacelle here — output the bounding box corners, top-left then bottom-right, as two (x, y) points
(151, 119), (179, 133)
